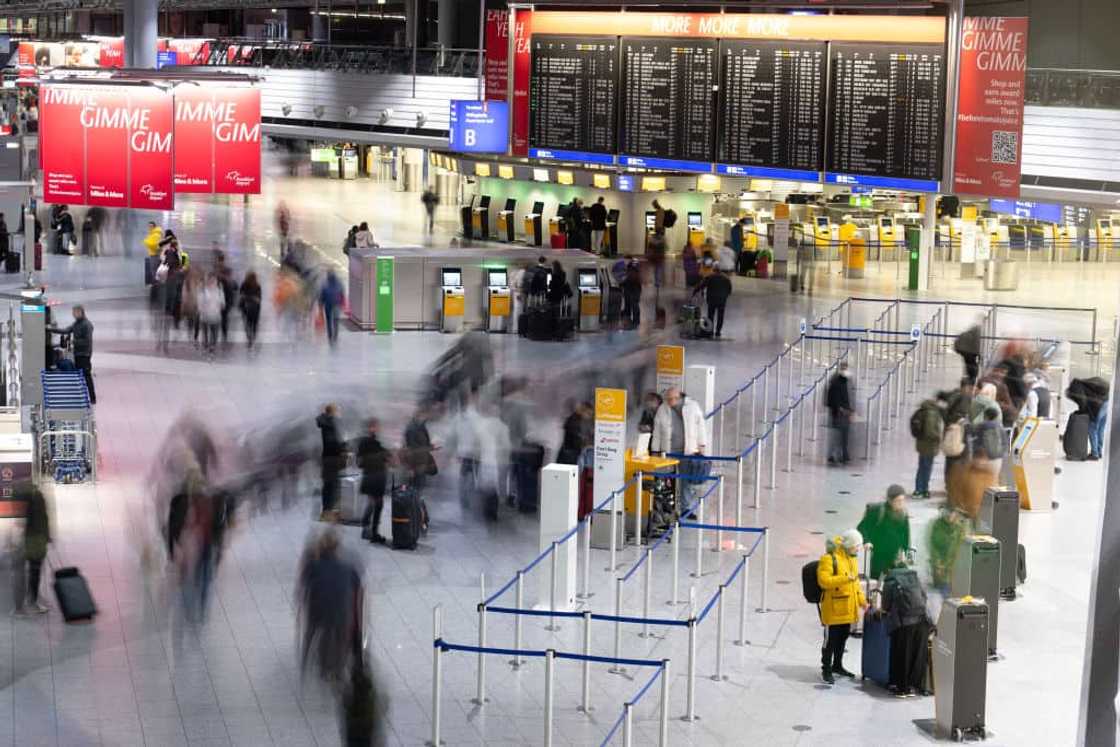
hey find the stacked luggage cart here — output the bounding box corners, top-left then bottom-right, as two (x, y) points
(38, 370), (97, 483)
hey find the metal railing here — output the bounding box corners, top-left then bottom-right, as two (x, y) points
(195, 39), (481, 77)
(1026, 67), (1120, 110)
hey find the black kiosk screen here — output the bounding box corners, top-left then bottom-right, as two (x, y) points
(718, 40), (826, 171)
(620, 37), (717, 161)
(529, 35), (618, 155)
(827, 43), (945, 181)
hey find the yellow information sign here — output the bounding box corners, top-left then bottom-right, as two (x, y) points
(595, 388), (627, 423)
(655, 345), (685, 392)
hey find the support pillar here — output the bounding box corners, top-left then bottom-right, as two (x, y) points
(123, 0), (158, 69)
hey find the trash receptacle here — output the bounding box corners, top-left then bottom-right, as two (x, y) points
(983, 259), (1018, 290)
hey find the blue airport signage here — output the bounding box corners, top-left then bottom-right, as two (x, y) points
(620, 155), (712, 173)
(156, 51), (178, 69)
(824, 172), (940, 193)
(529, 148), (614, 166)
(989, 198), (1062, 224)
(448, 100), (509, 154)
(716, 164), (820, 182)
(617, 175), (635, 192)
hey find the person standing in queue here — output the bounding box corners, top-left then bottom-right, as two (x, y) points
(698, 266), (732, 338)
(856, 485), (912, 582)
(144, 221), (162, 284)
(588, 196), (608, 256)
(620, 259), (643, 329)
(825, 361), (853, 465)
(239, 271), (262, 351)
(316, 404), (347, 520)
(816, 529), (867, 685)
(954, 322), (983, 383)
(356, 419), (391, 545)
(51, 305), (95, 404)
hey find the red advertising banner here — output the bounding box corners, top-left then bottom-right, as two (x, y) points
(953, 16), (1029, 198)
(511, 10), (533, 156)
(39, 86), (87, 204)
(484, 9), (510, 101)
(211, 87), (262, 195)
(84, 87), (130, 207)
(173, 86), (217, 193)
(99, 38), (124, 68)
(128, 87), (174, 210)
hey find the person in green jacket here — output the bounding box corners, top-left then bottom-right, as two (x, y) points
(856, 485), (911, 582)
(15, 482), (50, 616)
(928, 506), (973, 591)
(912, 396), (945, 498)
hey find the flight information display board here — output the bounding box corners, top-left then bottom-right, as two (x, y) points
(529, 35), (619, 156)
(717, 40), (826, 172)
(827, 43), (945, 181)
(620, 37), (717, 163)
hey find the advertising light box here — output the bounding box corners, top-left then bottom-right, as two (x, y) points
(449, 100), (509, 154)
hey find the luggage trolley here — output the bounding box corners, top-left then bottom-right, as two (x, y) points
(38, 370), (97, 483)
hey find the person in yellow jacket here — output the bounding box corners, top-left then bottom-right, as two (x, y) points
(143, 222), (162, 285)
(817, 529), (867, 685)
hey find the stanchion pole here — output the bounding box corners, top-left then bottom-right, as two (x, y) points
(798, 336), (805, 391)
(635, 471), (644, 547)
(473, 574), (488, 706)
(718, 407), (725, 460)
(429, 605), (443, 747)
(855, 337), (862, 383)
(715, 475), (725, 552)
(750, 379), (758, 435)
(786, 409), (794, 472)
(735, 456), (743, 528)
(775, 354), (783, 410)
(762, 366), (770, 424)
(811, 381), (820, 442)
(769, 422), (778, 488)
(659, 660), (670, 747)
(543, 649), (555, 747)
(546, 541), (559, 631)
(736, 556), (749, 646)
(753, 438), (762, 512)
(798, 391), (806, 456)
(692, 493), (705, 579)
(610, 578), (625, 675)
(711, 585), (726, 682)
(683, 589), (697, 722)
(608, 489), (618, 573)
(641, 548), (653, 639)
(736, 390), (742, 447)
(670, 520), (681, 605)
(579, 518), (593, 600)
(579, 611), (592, 713)
(759, 530), (770, 613)
(510, 571), (524, 669)
(622, 702), (633, 747)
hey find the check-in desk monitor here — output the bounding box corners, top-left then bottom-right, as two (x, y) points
(461, 194), (476, 239)
(814, 215), (832, 250)
(440, 267), (465, 333)
(524, 201), (545, 246)
(472, 195), (492, 239)
(687, 211), (705, 248)
(645, 211), (657, 233)
(498, 198), (517, 243)
(485, 268), (510, 333)
(577, 267), (601, 332)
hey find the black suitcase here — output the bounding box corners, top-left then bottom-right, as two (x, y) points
(515, 442), (545, 513)
(1063, 412), (1089, 461)
(391, 484), (423, 550)
(53, 566), (97, 622)
(5, 253), (19, 274)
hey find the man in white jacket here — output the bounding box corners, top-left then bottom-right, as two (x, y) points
(650, 388), (708, 457)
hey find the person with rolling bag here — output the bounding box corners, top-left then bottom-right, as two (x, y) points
(355, 419), (391, 544)
(880, 558), (932, 698)
(15, 482), (52, 617)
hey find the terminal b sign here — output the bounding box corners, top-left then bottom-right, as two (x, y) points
(174, 86), (261, 195)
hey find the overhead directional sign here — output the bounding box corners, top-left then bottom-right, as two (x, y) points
(448, 100), (509, 154)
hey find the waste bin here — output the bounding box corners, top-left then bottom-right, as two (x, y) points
(983, 259), (1018, 290)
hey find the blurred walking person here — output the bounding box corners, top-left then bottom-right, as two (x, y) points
(826, 361), (853, 465)
(298, 530), (364, 684)
(421, 188), (438, 234)
(317, 404), (347, 520)
(356, 419), (391, 544)
(14, 482), (50, 616)
(402, 404), (438, 494)
(198, 274), (225, 359)
(239, 271), (262, 350)
(320, 270), (345, 347)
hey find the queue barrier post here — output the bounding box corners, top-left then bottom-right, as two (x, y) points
(510, 571), (524, 669)
(622, 702), (633, 747)
(692, 491), (705, 579)
(634, 471), (645, 547)
(579, 516), (593, 600)
(769, 421), (778, 489)
(608, 489), (618, 573)
(659, 660), (671, 747)
(473, 573), (488, 705)
(775, 353), (783, 412)
(736, 389), (743, 451)
(428, 605), (443, 747)
(546, 541), (559, 631)
(864, 394), (873, 460)
(543, 649), (555, 747)
(711, 584), (726, 682)
(579, 610), (592, 713)
(715, 475), (725, 553)
(718, 406), (725, 461)
(610, 577), (625, 675)
(736, 556), (750, 646)
(640, 548), (654, 639)
(684, 588), (697, 722)
(759, 529), (770, 613)
(753, 437), (762, 513)
(786, 406), (794, 472)
(735, 456), (744, 528)
(750, 378), (758, 436)
(762, 365), (770, 425)
(798, 388), (806, 456)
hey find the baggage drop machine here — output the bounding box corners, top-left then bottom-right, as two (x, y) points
(472, 196), (492, 240)
(978, 487), (1021, 599)
(485, 267), (511, 332)
(1011, 417), (1058, 512)
(950, 535), (1001, 658)
(604, 209), (620, 257)
(524, 201), (545, 246)
(576, 267), (601, 332)
(497, 198), (517, 242)
(460, 195), (476, 240)
(440, 267), (465, 333)
(932, 597), (990, 742)
(687, 211), (705, 248)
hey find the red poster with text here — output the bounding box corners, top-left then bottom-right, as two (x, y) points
(953, 16), (1029, 198)
(39, 85), (87, 204)
(17, 42), (33, 66)
(84, 87), (130, 207)
(173, 86), (216, 192)
(128, 87), (174, 211)
(484, 9), (509, 101)
(211, 88), (261, 194)
(99, 39), (124, 68)
(510, 10), (533, 156)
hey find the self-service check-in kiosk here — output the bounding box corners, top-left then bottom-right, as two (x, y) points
(440, 267), (465, 333)
(878, 216), (902, 258)
(576, 267), (601, 332)
(605, 209), (620, 257)
(460, 195), (476, 240)
(472, 196), (492, 240)
(524, 201), (545, 246)
(687, 212), (705, 248)
(1095, 217), (1120, 257)
(814, 215), (833, 250)
(951, 535), (1001, 658)
(485, 267), (511, 332)
(1011, 417), (1057, 511)
(1007, 223), (1027, 250)
(497, 199), (517, 243)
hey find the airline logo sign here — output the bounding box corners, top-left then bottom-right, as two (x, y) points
(40, 84), (174, 210)
(175, 87), (261, 194)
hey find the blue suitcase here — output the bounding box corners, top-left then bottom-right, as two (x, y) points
(860, 608), (891, 688)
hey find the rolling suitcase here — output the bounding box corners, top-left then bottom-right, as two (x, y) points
(4, 253), (18, 274)
(337, 472), (364, 525)
(860, 608), (891, 688)
(515, 442), (545, 513)
(53, 566), (97, 622)
(1063, 412), (1089, 461)
(391, 484), (423, 550)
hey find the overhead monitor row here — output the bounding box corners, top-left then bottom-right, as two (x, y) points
(527, 35), (945, 183)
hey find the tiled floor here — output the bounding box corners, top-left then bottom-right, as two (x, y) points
(0, 153), (1112, 745)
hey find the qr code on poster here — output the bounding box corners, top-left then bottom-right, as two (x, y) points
(992, 130), (1018, 164)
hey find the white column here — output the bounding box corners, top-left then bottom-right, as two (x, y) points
(538, 464), (577, 612)
(123, 0), (158, 69)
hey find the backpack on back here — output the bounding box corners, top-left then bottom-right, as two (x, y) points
(663, 209), (678, 228)
(942, 420), (966, 457)
(883, 567), (924, 622)
(801, 554), (837, 604)
(909, 409), (925, 438)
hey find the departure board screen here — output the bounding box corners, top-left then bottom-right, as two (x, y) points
(828, 43), (945, 181)
(717, 40), (826, 171)
(620, 37), (717, 162)
(529, 35), (618, 155)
